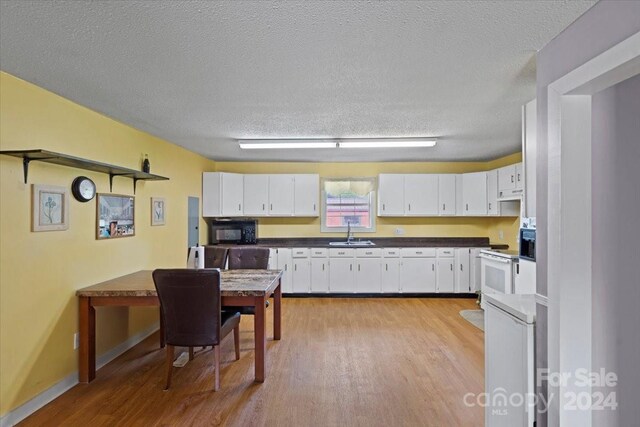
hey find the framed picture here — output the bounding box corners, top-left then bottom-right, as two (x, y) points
(32, 184), (69, 232)
(96, 193), (135, 239)
(151, 197), (165, 226)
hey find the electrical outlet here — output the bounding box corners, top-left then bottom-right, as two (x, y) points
(395, 228), (405, 236)
(73, 332), (79, 350)
(499, 230), (504, 240)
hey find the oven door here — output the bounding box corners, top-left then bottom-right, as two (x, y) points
(480, 254), (515, 296)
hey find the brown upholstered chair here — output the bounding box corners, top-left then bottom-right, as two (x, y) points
(224, 247), (271, 315)
(152, 268), (241, 391)
(204, 246), (228, 269)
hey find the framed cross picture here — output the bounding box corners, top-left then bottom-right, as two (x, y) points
(32, 184), (69, 232)
(151, 197), (165, 226)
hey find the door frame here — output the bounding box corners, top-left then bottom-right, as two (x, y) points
(545, 32), (640, 426)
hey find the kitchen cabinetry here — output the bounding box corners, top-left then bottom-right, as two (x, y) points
(274, 248), (293, 293)
(438, 174), (457, 215)
(293, 174), (320, 216)
(486, 170), (500, 216)
(455, 248), (471, 293)
(522, 99), (536, 218)
(498, 163), (524, 200)
(381, 249), (400, 292)
(462, 172), (488, 216)
(469, 247), (488, 292)
(202, 172), (244, 217)
(404, 174), (438, 216)
(355, 248), (382, 292)
(310, 248), (329, 293)
(268, 175), (295, 215)
(378, 174), (405, 216)
(399, 248), (436, 293)
(292, 248), (310, 293)
(436, 248), (455, 293)
(243, 174), (269, 216)
(328, 249), (355, 293)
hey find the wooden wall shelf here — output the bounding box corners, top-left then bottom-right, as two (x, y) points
(0, 149), (169, 194)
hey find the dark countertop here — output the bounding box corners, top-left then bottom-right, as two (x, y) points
(208, 237), (509, 249)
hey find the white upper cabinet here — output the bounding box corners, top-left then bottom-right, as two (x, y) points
(462, 172), (488, 216)
(202, 172), (244, 217)
(438, 174), (457, 215)
(486, 169), (500, 216)
(522, 99), (536, 217)
(293, 174), (320, 216)
(404, 174), (438, 216)
(243, 174), (269, 216)
(498, 163), (524, 199)
(268, 174), (295, 216)
(378, 174), (405, 216)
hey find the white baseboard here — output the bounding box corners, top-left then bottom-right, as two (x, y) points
(0, 323), (159, 427)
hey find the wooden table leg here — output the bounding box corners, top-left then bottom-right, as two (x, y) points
(79, 296), (96, 383)
(273, 278), (281, 341)
(254, 295), (267, 382)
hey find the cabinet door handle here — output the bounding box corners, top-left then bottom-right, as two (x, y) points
(408, 203), (411, 211)
(358, 264), (360, 271)
(460, 264), (463, 271)
(322, 264), (325, 271)
(313, 203), (316, 211)
(488, 202), (492, 210)
(466, 204), (469, 211)
(432, 264), (435, 271)
(270, 204), (273, 211)
(442, 203), (445, 211)
(416, 251), (423, 255)
(294, 264), (297, 271)
(262, 203), (265, 211)
(517, 173), (521, 182)
(385, 264), (388, 271)
(238, 203), (241, 211)
(383, 203), (386, 211)
(284, 264), (287, 271)
(511, 175), (514, 183)
(350, 264), (353, 271)
(450, 264), (453, 271)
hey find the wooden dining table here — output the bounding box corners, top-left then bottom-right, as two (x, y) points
(76, 269), (282, 384)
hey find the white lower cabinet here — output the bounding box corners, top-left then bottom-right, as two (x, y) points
(275, 248), (293, 293)
(271, 246), (483, 294)
(382, 248), (400, 292)
(292, 249), (310, 293)
(310, 248), (329, 293)
(329, 249), (355, 293)
(355, 248), (382, 293)
(436, 248), (455, 293)
(399, 248), (436, 293)
(455, 248), (471, 293)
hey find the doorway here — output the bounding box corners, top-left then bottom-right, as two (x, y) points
(187, 196), (199, 248)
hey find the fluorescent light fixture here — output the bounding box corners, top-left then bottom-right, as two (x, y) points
(238, 140), (337, 149)
(238, 138), (437, 150)
(338, 138), (437, 148)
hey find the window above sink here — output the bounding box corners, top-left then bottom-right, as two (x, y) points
(320, 177), (376, 233)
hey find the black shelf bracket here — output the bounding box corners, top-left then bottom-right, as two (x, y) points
(22, 158), (29, 184)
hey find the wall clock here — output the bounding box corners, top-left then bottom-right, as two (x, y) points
(71, 176), (96, 202)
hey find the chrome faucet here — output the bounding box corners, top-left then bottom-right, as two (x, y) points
(346, 221), (354, 243)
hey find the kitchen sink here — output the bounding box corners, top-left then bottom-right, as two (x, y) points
(329, 240), (376, 247)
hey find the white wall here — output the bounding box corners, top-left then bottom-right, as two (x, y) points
(591, 74), (640, 427)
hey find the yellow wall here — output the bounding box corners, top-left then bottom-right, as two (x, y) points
(0, 72), (215, 415)
(214, 154), (522, 247)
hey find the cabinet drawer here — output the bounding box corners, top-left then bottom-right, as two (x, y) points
(292, 248), (310, 258)
(437, 248), (455, 257)
(310, 248), (328, 258)
(383, 248), (400, 258)
(355, 248), (382, 258)
(400, 248), (436, 258)
(329, 248), (356, 258)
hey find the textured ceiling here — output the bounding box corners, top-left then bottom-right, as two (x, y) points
(0, 0), (595, 162)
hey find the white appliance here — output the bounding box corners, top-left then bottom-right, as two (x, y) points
(480, 249), (518, 307)
(484, 294), (536, 427)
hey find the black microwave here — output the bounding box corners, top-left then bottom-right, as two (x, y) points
(208, 219), (257, 244)
(519, 228), (536, 261)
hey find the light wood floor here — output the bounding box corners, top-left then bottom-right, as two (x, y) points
(21, 298), (484, 426)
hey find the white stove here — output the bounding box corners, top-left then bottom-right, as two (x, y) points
(479, 249), (519, 307)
